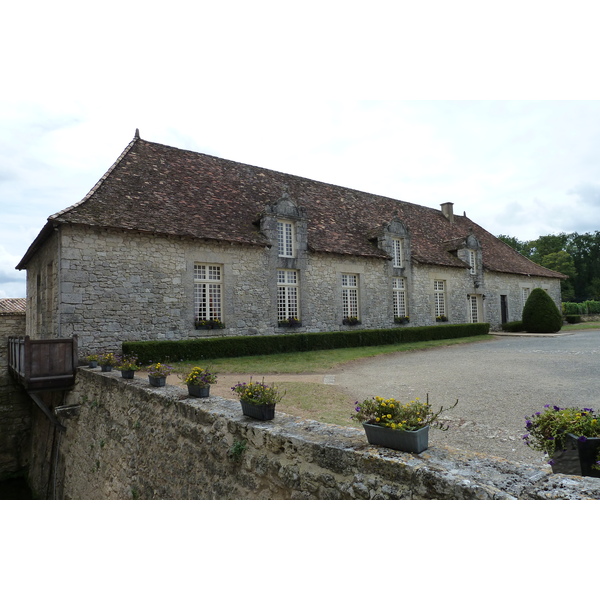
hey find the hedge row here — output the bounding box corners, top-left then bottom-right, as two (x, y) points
(122, 323), (491, 364)
(562, 300), (600, 315)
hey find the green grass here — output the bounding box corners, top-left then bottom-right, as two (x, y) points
(562, 321), (600, 331)
(178, 334), (492, 375)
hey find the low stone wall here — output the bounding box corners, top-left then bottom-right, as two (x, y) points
(43, 369), (600, 500)
(0, 311), (30, 479)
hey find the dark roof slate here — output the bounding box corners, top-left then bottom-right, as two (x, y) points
(19, 134), (566, 280)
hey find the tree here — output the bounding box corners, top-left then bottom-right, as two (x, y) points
(522, 288), (563, 333)
(539, 251), (577, 301)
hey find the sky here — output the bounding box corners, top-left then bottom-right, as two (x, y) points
(2, 1), (600, 299)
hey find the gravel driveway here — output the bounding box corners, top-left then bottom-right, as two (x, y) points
(332, 330), (600, 466)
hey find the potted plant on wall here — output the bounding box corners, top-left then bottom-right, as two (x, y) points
(278, 316), (302, 328)
(195, 318), (226, 330)
(352, 394), (458, 453)
(98, 352), (117, 372)
(231, 378), (284, 421)
(116, 354), (140, 379)
(394, 316), (410, 325)
(183, 366), (217, 397)
(523, 404), (600, 477)
(146, 363), (173, 387)
(86, 353), (99, 368)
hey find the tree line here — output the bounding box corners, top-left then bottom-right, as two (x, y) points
(497, 231), (600, 302)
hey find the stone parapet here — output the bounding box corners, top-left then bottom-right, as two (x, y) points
(45, 369), (600, 500)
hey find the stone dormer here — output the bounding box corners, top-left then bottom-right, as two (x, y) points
(373, 216), (411, 275)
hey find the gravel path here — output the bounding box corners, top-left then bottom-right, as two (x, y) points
(333, 330), (600, 465)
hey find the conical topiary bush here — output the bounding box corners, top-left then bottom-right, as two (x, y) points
(522, 288), (563, 333)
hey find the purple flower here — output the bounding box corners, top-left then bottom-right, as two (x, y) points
(544, 404), (551, 408)
(548, 459), (555, 466)
(578, 436), (588, 443)
(553, 405), (561, 412)
(355, 406), (361, 412)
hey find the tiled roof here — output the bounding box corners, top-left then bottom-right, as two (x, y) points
(21, 134), (566, 280)
(0, 298), (26, 313)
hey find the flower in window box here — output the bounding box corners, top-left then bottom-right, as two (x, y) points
(394, 316), (410, 324)
(343, 316), (361, 326)
(278, 317), (302, 328)
(436, 315), (448, 322)
(208, 318), (226, 329)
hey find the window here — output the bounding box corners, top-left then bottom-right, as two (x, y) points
(277, 269), (299, 321)
(392, 238), (404, 268)
(194, 264), (222, 321)
(434, 280), (446, 318)
(393, 277), (407, 318)
(469, 294), (479, 323)
(277, 220), (294, 257)
(467, 250), (476, 275)
(522, 287), (530, 308)
(342, 274), (359, 318)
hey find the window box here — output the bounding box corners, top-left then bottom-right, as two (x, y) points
(342, 317), (361, 326)
(195, 319), (226, 330)
(278, 317), (302, 328)
(394, 316), (410, 325)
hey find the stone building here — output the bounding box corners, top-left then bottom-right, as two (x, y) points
(16, 131), (566, 356)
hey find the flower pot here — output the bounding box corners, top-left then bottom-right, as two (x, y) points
(88, 360), (98, 369)
(100, 365), (113, 372)
(240, 400), (276, 421)
(188, 384), (210, 398)
(121, 370), (135, 379)
(363, 423), (430, 453)
(551, 433), (600, 478)
(148, 375), (166, 387)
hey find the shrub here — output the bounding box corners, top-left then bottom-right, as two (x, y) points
(501, 321), (525, 332)
(122, 323), (490, 363)
(565, 314), (582, 324)
(522, 288), (562, 333)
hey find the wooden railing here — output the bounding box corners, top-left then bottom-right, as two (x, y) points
(8, 335), (78, 391)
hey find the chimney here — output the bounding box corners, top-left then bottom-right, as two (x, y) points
(440, 202), (454, 224)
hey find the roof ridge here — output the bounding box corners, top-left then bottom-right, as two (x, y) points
(49, 130), (141, 221)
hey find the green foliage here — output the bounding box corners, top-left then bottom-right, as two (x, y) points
(122, 323), (490, 363)
(563, 300), (600, 315)
(351, 394), (458, 431)
(231, 378), (284, 405)
(564, 314), (581, 324)
(524, 405), (600, 465)
(522, 288), (563, 333)
(228, 440), (247, 462)
(501, 321), (525, 332)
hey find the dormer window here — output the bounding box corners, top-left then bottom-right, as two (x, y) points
(392, 238), (404, 268)
(277, 220), (294, 257)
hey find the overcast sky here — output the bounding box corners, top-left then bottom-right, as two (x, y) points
(2, 1), (600, 299)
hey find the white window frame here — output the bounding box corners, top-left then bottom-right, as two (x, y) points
(392, 238), (404, 268)
(393, 277), (407, 318)
(467, 249), (476, 275)
(342, 273), (360, 319)
(522, 287), (530, 308)
(468, 294), (480, 323)
(277, 269), (299, 321)
(434, 280), (446, 318)
(194, 263), (222, 321)
(277, 220), (295, 258)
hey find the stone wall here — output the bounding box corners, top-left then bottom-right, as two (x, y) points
(0, 311), (30, 478)
(36, 369), (600, 500)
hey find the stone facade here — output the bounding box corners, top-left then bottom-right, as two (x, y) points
(23, 221), (563, 358)
(0, 310), (30, 478)
(32, 369), (600, 500)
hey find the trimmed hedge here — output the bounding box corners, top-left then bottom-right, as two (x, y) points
(562, 300), (600, 315)
(565, 314), (582, 324)
(501, 321), (525, 332)
(122, 323), (491, 364)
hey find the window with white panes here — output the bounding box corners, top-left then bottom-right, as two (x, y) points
(194, 264), (222, 321)
(467, 249), (476, 275)
(393, 277), (407, 318)
(277, 269), (299, 321)
(277, 220), (294, 257)
(392, 238), (404, 268)
(522, 287), (530, 308)
(342, 274), (359, 318)
(434, 280), (446, 318)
